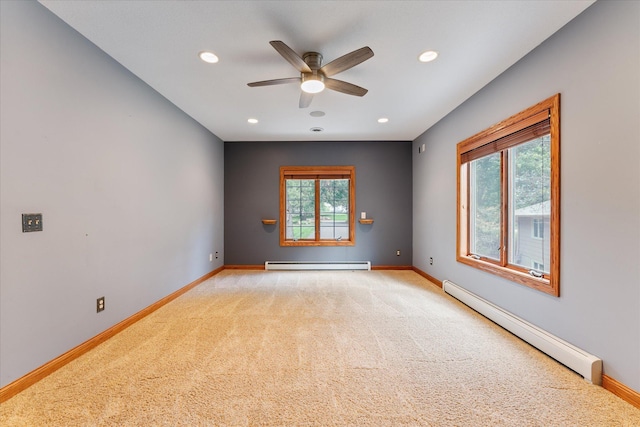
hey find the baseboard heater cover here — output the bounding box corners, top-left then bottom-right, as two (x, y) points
(442, 280), (602, 385)
(265, 261), (371, 271)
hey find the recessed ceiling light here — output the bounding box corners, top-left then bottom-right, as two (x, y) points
(199, 51), (219, 64)
(378, 117), (389, 123)
(310, 111), (326, 117)
(247, 118), (258, 124)
(418, 50), (438, 63)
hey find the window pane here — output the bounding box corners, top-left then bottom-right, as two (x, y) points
(508, 135), (551, 273)
(469, 153), (501, 260)
(319, 179), (349, 240)
(285, 179), (315, 240)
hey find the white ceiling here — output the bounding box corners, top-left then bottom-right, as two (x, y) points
(39, 1), (594, 142)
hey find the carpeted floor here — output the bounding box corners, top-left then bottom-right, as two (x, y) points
(2, 270), (639, 426)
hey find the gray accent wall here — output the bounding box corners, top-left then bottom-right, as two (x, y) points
(225, 141), (412, 266)
(0, 1), (224, 387)
(413, 0), (640, 390)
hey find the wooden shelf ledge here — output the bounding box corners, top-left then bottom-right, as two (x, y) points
(261, 219), (277, 225)
(358, 219), (374, 224)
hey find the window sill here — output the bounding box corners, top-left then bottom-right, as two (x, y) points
(456, 255), (558, 296)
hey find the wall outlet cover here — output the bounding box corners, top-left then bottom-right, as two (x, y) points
(97, 297), (105, 313)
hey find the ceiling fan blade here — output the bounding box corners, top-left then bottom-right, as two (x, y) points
(247, 77), (300, 87)
(299, 91), (314, 108)
(324, 78), (368, 96)
(320, 46), (374, 77)
(270, 40), (312, 73)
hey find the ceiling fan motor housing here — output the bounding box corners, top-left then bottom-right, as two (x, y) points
(301, 52), (326, 93)
(302, 52), (323, 70)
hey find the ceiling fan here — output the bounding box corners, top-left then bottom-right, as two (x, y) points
(247, 40), (374, 108)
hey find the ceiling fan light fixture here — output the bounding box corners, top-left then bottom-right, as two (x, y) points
(418, 50), (438, 63)
(301, 73), (325, 94)
(199, 51), (219, 63)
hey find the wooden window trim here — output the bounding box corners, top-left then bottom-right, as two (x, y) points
(456, 94), (560, 296)
(280, 166), (355, 247)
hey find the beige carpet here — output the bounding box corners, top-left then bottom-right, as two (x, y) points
(2, 270), (639, 426)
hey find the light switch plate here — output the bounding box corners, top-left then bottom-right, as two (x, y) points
(22, 213), (43, 232)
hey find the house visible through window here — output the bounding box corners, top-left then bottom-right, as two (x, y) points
(457, 94), (560, 296)
(280, 166), (355, 246)
(532, 261), (545, 272)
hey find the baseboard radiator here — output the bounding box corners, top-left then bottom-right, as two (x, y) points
(442, 280), (602, 385)
(265, 261), (371, 271)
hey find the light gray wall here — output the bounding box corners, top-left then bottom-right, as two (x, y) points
(0, 1), (224, 387)
(413, 0), (640, 390)
(225, 141), (412, 266)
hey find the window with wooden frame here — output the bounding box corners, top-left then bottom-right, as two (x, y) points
(457, 94), (560, 296)
(280, 166), (355, 246)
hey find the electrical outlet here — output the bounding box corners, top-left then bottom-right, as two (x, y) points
(430, 257), (433, 265)
(97, 297), (105, 313)
(215, 252), (219, 259)
(396, 250), (401, 256)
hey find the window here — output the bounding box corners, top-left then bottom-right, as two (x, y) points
(457, 94), (560, 296)
(532, 218), (545, 239)
(532, 261), (545, 272)
(280, 166), (355, 246)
